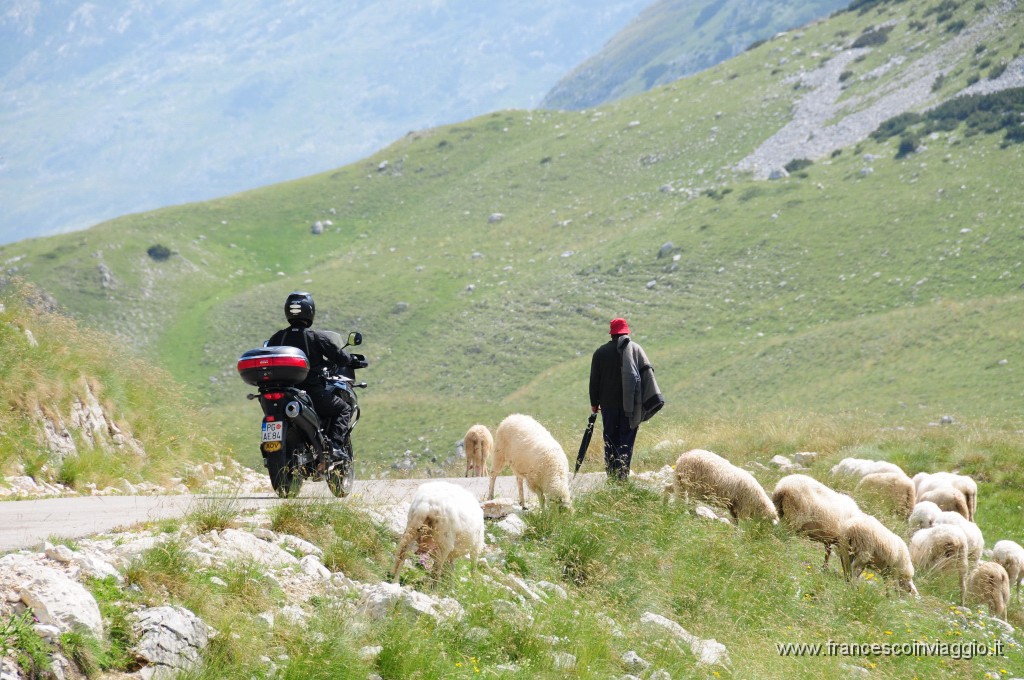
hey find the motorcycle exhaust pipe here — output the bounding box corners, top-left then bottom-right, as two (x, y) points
(285, 401), (301, 418)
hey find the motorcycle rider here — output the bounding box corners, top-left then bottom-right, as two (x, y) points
(267, 291), (353, 463)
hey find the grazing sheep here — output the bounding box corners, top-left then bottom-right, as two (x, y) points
(463, 424), (493, 477)
(992, 540), (1024, 600)
(392, 481), (485, 583)
(934, 512), (984, 567)
(838, 513), (918, 596)
(909, 524), (969, 604)
(772, 474), (862, 568)
(917, 485), (970, 521)
(830, 458), (905, 479)
(672, 449), (778, 523)
(488, 413), (572, 509)
(908, 501), (943, 532)
(854, 471), (917, 517)
(914, 472), (978, 521)
(967, 561), (1010, 620)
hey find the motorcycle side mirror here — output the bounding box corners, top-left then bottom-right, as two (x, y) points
(346, 331), (362, 347)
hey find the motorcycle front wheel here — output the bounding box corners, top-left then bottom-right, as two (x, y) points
(266, 448), (303, 498)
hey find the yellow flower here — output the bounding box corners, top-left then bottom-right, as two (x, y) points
(456, 663), (463, 668)
(885, 630), (892, 635)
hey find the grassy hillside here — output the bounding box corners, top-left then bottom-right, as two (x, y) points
(541, 0), (848, 110)
(33, 419), (1024, 679)
(1, 0), (1022, 476)
(0, 283), (225, 491)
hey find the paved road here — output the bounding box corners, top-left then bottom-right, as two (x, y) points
(0, 473), (606, 552)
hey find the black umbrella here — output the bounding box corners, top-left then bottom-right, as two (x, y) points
(574, 412), (598, 477)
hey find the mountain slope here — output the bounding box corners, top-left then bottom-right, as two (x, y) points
(0, 0), (650, 244)
(1, 0), (1023, 472)
(541, 0), (849, 110)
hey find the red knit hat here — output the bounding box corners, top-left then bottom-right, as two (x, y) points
(609, 318), (630, 335)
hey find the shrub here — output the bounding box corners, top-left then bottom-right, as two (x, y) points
(146, 244), (172, 261)
(896, 134), (920, 158)
(784, 158), (814, 173)
(852, 25), (893, 48)
(988, 62), (1008, 79)
(932, 73), (947, 92)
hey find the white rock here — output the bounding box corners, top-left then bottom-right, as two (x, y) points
(793, 452), (818, 466)
(279, 534), (323, 558)
(187, 529), (299, 569)
(640, 612), (730, 667)
(553, 652), (576, 670)
(480, 497), (518, 519)
(132, 605), (211, 679)
(357, 582), (464, 623)
(299, 555), (331, 580)
(622, 650), (652, 673)
(360, 646), (383, 662)
(495, 513), (528, 537)
(0, 554), (103, 638)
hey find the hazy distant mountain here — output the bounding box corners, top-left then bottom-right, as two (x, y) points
(541, 0), (848, 110)
(0, 0), (651, 244)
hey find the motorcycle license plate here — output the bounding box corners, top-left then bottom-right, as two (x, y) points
(262, 421), (283, 442)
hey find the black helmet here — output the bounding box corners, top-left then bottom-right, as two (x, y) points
(284, 291), (315, 328)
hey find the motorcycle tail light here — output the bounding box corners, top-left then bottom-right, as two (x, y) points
(261, 392), (285, 400)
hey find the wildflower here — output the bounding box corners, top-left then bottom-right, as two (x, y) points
(885, 630), (892, 635)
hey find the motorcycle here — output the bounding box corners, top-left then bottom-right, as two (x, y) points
(237, 331), (368, 498)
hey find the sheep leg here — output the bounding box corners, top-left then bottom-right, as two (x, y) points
(391, 528), (418, 583)
(431, 546), (453, 581)
(517, 476), (526, 508)
(487, 473), (497, 500)
(822, 542), (833, 570)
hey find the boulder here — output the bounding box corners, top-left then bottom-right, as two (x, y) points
(357, 582), (463, 623)
(640, 611), (730, 667)
(131, 605), (212, 679)
(0, 554), (103, 638)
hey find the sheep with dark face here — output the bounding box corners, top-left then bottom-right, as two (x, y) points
(673, 449), (778, 523)
(838, 513), (918, 596)
(773, 474), (862, 569)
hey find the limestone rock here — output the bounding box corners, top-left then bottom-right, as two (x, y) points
(131, 605), (212, 679)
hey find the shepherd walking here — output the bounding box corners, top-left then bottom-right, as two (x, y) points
(589, 317), (664, 481)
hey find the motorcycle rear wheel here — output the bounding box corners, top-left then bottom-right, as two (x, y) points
(326, 440), (355, 498)
(266, 449), (303, 498)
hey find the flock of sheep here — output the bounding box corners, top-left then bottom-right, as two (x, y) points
(391, 413), (1024, 626)
(673, 449), (1021, 621)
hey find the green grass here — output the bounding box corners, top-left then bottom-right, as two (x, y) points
(0, 283), (226, 490)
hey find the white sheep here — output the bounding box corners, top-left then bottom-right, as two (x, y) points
(914, 472), (978, 521)
(673, 449), (778, 523)
(488, 413), (572, 510)
(854, 471), (917, 517)
(908, 500), (942, 532)
(463, 424), (493, 477)
(992, 540), (1024, 600)
(830, 457), (905, 479)
(838, 513), (918, 596)
(917, 484), (970, 520)
(392, 481), (485, 583)
(934, 512), (984, 567)
(772, 474), (862, 568)
(967, 561), (1010, 621)
(909, 524), (969, 604)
